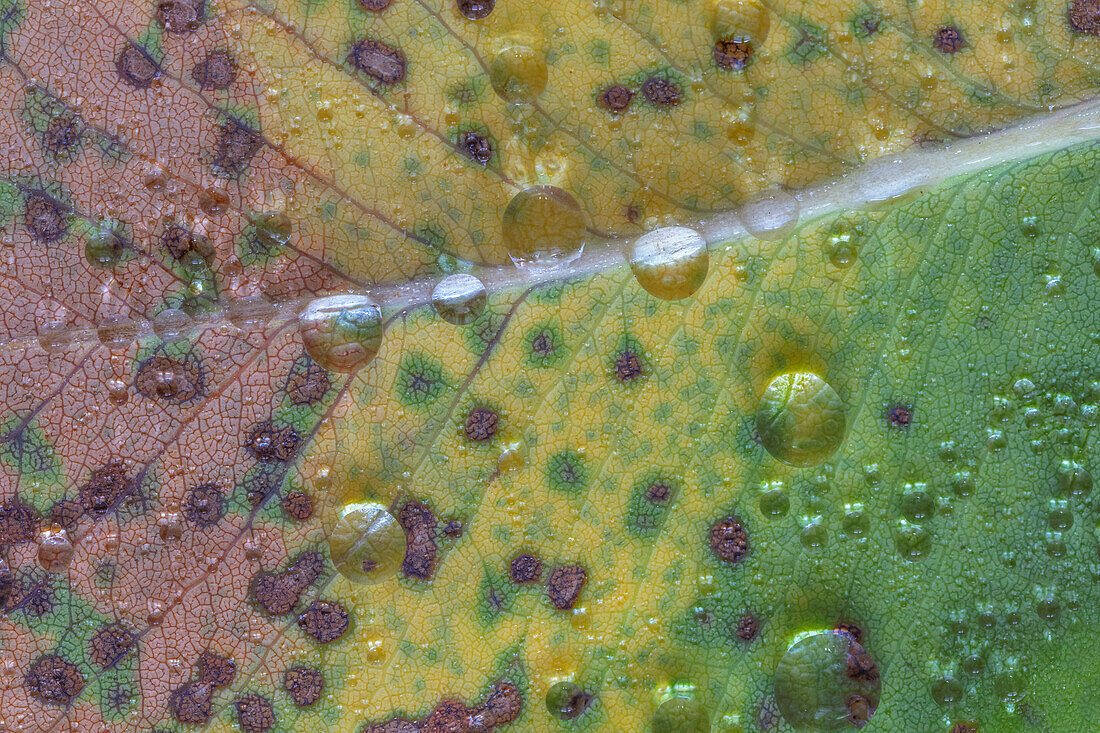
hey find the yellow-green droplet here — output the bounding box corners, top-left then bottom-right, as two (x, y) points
(328, 502), (405, 584)
(85, 230), (125, 270)
(652, 696), (711, 733)
(756, 372), (846, 466)
(432, 274), (487, 325)
(490, 44), (548, 101)
(628, 226), (709, 300)
(774, 630), (881, 730)
(299, 294), (383, 372)
(503, 185), (585, 266)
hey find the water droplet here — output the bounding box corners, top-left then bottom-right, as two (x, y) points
(756, 372), (847, 467)
(993, 671), (1025, 710)
(97, 315), (139, 350)
(152, 308), (192, 342)
(37, 320), (71, 352)
(895, 521), (930, 561)
(250, 210), (292, 249)
(1036, 597), (1060, 622)
(431, 274), (487, 325)
(37, 529), (74, 573)
(759, 487), (789, 518)
(1057, 460), (1092, 496)
(652, 696), (710, 733)
(502, 185), (586, 267)
(85, 230), (125, 270)
(842, 504), (868, 536)
(824, 218), (862, 268)
(800, 522), (827, 550)
(931, 676), (964, 706)
(962, 654), (985, 675)
(774, 630), (880, 730)
(299, 294), (383, 372)
(1048, 499), (1073, 530)
(1012, 378), (1036, 398)
(106, 378), (129, 404)
(227, 296), (276, 331)
(741, 189), (799, 241)
(489, 44), (548, 101)
(901, 486), (935, 522)
(706, 0), (769, 45)
(628, 226), (709, 301)
(545, 681), (592, 720)
(328, 502), (405, 584)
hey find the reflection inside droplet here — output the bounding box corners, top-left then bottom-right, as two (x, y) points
(299, 294), (383, 372)
(153, 308), (193, 342)
(328, 502), (406, 584)
(652, 696), (711, 733)
(227, 296), (276, 331)
(489, 44), (548, 101)
(85, 230), (125, 270)
(774, 630), (881, 730)
(756, 372), (847, 467)
(97, 315), (139, 350)
(432, 274), (487, 325)
(628, 226), (709, 300)
(503, 185), (585, 267)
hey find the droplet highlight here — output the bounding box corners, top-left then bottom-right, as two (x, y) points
(502, 185), (585, 267)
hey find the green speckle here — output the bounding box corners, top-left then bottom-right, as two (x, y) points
(546, 449), (588, 494)
(396, 353), (448, 408)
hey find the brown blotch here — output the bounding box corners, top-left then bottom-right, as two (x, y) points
(162, 224), (213, 262)
(298, 599), (350, 643)
(949, 723), (979, 733)
(89, 623), (136, 669)
(443, 519), (464, 538)
(398, 500), (438, 581)
(192, 49), (238, 90)
(25, 655), (84, 705)
(1070, 0), (1100, 33)
(834, 621), (864, 645)
(614, 350), (643, 382)
(362, 719), (420, 732)
(197, 650), (236, 688)
(236, 693), (276, 733)
(470, 680), (523, 729)
(116, 43), (160, 88)
(6, 574), (55, 616)
(847, 694), (872, 728)
(349, 38), (407, 85)
(546, 564), (587, 610)
(456, 0), (494, 19)
(134, 352), (205, 403)
(23, 190), (68, 244)
(0, 497), (40, 546)
(735, 613), (760, 642)
(424, 699), (467, 732)
(48, 499), (83, 531)
(709, 515), (749, 564)
(249, 551), (323, 615)
(286, 360), (331, 405)
(79, 461), (133, 516)
(0, 560), (11, 609)
(183, 483), (224, 528)
(458, 130), (493, 165)
(845, 643), (881, 683)
(359, 0), (393, 10)
(641, 77), (681, 107)
(887, 404), (912, 428)
(645, 483), (672, 504)
(168, 681), (213, 724)
(282, 491), (314, 521)
(714, 38), (753, 70)
(213, 120), (263, 177)
(509, 553), (542, 584)
(43, 117), (82, 156)
(245, 419), (302, 463)
(364, 679), (522, 732)
(157, 0), (204, 34)
(284, 666), (324, 707)
(531, 331), (555, 357)
(464, 407), (499, 442)
(933, 26), (966, 53)
(598, 84), (634, 113)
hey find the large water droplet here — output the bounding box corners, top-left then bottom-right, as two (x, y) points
(97, 315), (139, 350)
(774, 630), (881, 730)
(1057, 459), (1092, 496)
(85, 230), (125, 270)
(545, 681), (592, 720)
(756, 372), (847, 467)
(741, 189), (799, 241)
(652, 696), (711, 733)
(299, 294), (383, 372)
(250, 210), (292, 250)
(328, 502), (405, 584)
(895, 521), (930, 561)
(37, 529), (74, 573)
(628, 226), (709, 300)
(432, 274), (487, 325)
(502, 185), (585, 267)
(153, 308), (193, 342)
(490, 44), (548, 101)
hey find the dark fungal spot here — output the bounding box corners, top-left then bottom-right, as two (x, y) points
(236, 693), (276, 733)
(834, 621), (864, 644)
(614, 349), (643, 382)
(546, 564), (587, 610)
(42, 116), (82, 157)
(197, 651), (236, 688)
(183, 483), (225, 528)
(48, 499), (83, 531)
(531, 330), (555, 357)
(0, 560), (11, 608)
(364, 679), (522, 732)
(397, 500), (438, 581)
(933, 25), (966, 53)
(443, 519), (464, 538)
(88, 623), (136, 669)
(25, 654), (84, 705)
(598, 84), (634, 113)
(456, 0), (494, 19)
(425, 699), (467, 731)
(887, 404), (912, 428)
(162, 224), (213, 262)
(249, 551), (323, 615)
(628, 480), (675, 537)
(192, 49), (238, 90)
(23, 190), (68, 243)
(641, 77), (681, 107)
(282, 491), (314, 521)
(157, 0), (204, 34)
(359, 0), (392, 10)
(298, 599), (350, 643)
(348, 38), (407, 86)
(245, 419), (302, 463)
(646, 483), (671, 503)
(79, 461), (133, 516)
(464, 407), (499, 442)
(847, 694), (872, 728)
(168, 682), (213, 724)
(714, 38), (753, 70)
(283, 666), (324, 707)
(362, 717), (420, 732)
(1070, 0), (1100, 33)
(457, 130), (493, 165)
(244, 464), (289, 507)
(471, 680), (523, 728)
(509, 553), (542, 584)
(845, 643), (881, 683)
(709, 515), (749, 564)
(6, 574), (55, 616)
(115, 43), (160, 88)
(949, 722), (979, 733)
(134, 352), (205, 403)
(735, 613), (760, 642)
(212, 120), (264, 178)
(0, 497), (40, 546)
(286, 358), (331, 405)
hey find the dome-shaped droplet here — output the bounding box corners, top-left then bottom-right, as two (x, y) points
(97, 315), (139, 351)
(227, 296), (276, 331)
(502, 185), (585, 267)
(628, 226), (709, 300)
(250, 210), (292, 250)
(741, 189), (799, 241)
(489, 44), (548, 101)
(328, 502), (405, 584)
(755, 372), (846, 466)
(652, 696), (711, 733)
(706, 0), (769, 45)
(774, 630), (881, 730)
(299, 294), (383, 372)
(759, 487), (789, 518)
(85, 230), (125, 270)
(153, 308), (192, 342)
(545, 681), (592, 720)
(38, 529), (74, 573)
(432, 274), (487, 325)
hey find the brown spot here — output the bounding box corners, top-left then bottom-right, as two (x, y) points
(456, 0), (494, 19)
(134, 352), (205, 403)
(457, 130), (493, 165)
(641, 77), (681, 107)
(546, 564), (587, 610)
(443, 520), (464, 538)
(162, 224), (213, 262)
(714, 38), (753, 70)
(48, 499), (83, 531)
(398, 500), (438, 580)
(949, 722), (979, 733)
(249, 551), (324, 615)
(509, 553), (542, 584)
(79, 461), (133, 516)
(359, 0), (393, 10)
(0, 560), (11, 608)
(531, 331), (555, 357)
(236, 693), (276, 733)
(933, 26), (966, 53)
(25, 655), (84, 705)
(887, 404), (912, 428)
(645, 483), (672, 503)
(598, 84), (634, 113)
(834, 621), (864, 645)
(1070, 0), (1100, 33)
(282, 491), (314, 521)
(614, 350), (643, 382)
(626, 203), (643, 223)
(245, 420), (301, 463)
(183, 483), (224, 528)
(424, 699), (469, 733)
(43, 117), (82, 156)
(212, 120), (263, 177)
(0, 497), (40, 546)
(157, 0), (204, 34)
(464, 407), (499, 442)
(363, 719), (421, 733)
(298, 599), (350, 643)
(349, 38), (407, 85)
(735, 613), (760, 642)
(192, 49), (238, 90)
(23, 190), (68, 243)
(284, 666), (324, 707)
(245, 465), (287, 508)
(116, 43), (160, 88)
(709, 515), (749, 564)
(470, 680), (523, 729)
(845, 642), (881, 683)
(197, 651), (236, 688)
(168, 682), (213, 724)
(847, 694), (872, 728)
(286, 360), (331, 405)
(7, 574), (54, 616)
(88, 623), (136, 669)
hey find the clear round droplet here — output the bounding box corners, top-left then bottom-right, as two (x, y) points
(895, 521), (930, 561)
(328, 502), (405, 584)
(489, 44), (548, 101)
(250, 210), (292, 249)
(502, 185), (586, 267)
(800, 522), (828, 550)
(756, 372), (847, 467)
(227, 296), (276, 331)
(774, 630), (881, 730)
(299, 294), (383, 373)
(628, 226), (709, 300)
(97, 315), (139, 351)
(545, 681), (592, 720)
(85, 230), (125, 270)
(1057, 460), (1092, 496)
(931, 676), (964, 706)
(37, 529), (74, 573)
(741, 189), (799, 241)
(153, 308), (192, 342)
(759, 488), (789, 518)
(37, 320), (71, 352)
(652, 696), (711, 733)
(432, 274), (487, 325)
